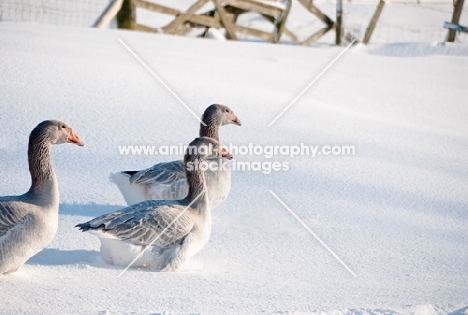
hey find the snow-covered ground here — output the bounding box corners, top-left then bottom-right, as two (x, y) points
(0, 20), (468, 315)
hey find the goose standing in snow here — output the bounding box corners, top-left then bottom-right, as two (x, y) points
(110, 104), (241, 208)
(76, 137), (231, 271)
(0, 120), (83, 275)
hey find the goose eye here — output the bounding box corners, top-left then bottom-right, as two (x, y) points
(61, 125), (66, 129)
(226, 109), (230, 113)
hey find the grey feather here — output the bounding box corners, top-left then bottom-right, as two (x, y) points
(129, 160), (186, 186)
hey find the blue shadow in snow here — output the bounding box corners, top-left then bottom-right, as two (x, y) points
(448, 307), (468, 315)
(59, 203), (122, 217)
(27, 248), (100, 266)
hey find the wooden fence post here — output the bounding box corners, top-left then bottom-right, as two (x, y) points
(363, 0), (385, 44)
(448, 0), (465, 42)
(117, 0), (136, 29)
(94, 0), (124, 28)
(336, 0), (343, 45)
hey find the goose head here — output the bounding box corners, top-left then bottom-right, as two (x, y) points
(201, 104), (242, 127)
(30, 120), (84, 146)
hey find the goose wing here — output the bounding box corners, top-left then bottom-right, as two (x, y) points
(0, 201), (29, 238)
(76, 200), (193, 247)
(129, 160), (186, 186)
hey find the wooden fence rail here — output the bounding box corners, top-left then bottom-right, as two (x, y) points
(115, 0), (339, 45)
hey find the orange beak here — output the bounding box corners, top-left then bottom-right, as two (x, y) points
(231, 114), (242, 126)
(67, 129), (84, 146)
(220, 146), (232, 160)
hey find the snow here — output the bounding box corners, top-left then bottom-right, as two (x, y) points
(0, 19), (468, 315)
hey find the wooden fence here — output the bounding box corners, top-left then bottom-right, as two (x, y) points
(94, 0), (465, 44)
(112, 0), (339, 45)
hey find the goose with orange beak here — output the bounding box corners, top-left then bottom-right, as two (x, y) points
(110, 104), (241, 209)
(0, 120), (83, 275)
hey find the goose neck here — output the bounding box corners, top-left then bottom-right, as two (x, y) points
(199, 120), (219, 142)
(27, 135), (58, 204)
(185, 159), (209, 210)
